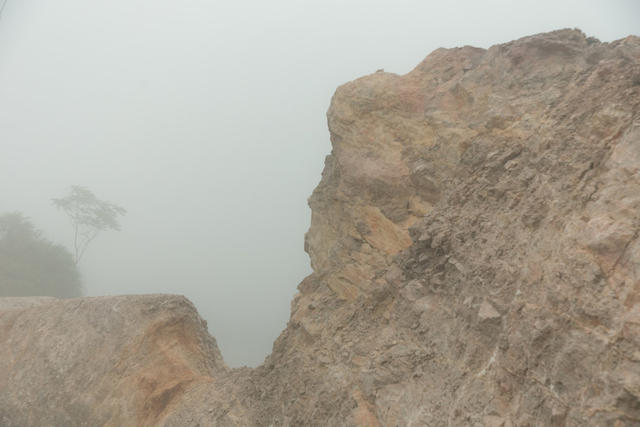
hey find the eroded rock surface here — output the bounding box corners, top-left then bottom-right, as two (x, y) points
(1, 29), (639, 426)
(0, 295), (226, 426)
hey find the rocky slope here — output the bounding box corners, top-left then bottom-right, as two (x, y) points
(1, 29), (639, 426)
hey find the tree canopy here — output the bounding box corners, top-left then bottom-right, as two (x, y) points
(52, 186), (126, 264)
(0, 212), (82, 298)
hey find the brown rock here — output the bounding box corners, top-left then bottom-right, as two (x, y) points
(0, 295), (227, 426)
(478, 300), (501, 320)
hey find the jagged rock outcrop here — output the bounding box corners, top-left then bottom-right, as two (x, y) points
(1, 29), (639, 426)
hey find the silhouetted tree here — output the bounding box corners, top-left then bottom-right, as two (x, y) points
(52, 186), (126, 264)
(0, 212), (82, 297)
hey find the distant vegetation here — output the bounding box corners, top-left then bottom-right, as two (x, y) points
(0, 187), (125, 298)
(53, 186), (126, 265)
(0, 212), (82, 298)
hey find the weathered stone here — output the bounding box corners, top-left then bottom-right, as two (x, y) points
(0, 295), (227, 426)
(478, 300), (501, 320)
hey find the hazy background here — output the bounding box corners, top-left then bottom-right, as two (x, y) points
(0, 0), (637, 367)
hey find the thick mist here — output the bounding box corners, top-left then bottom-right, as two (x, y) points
(0, 0), (637, 367)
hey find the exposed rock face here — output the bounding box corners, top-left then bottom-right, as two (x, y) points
(1, 29), (639, 426)
(249, 29), (640, 427)
(0, 295), (226, 426)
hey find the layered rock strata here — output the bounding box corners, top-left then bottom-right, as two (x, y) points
(1, 29), (639, 426)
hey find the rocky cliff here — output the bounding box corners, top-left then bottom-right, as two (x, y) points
(1, 29), (639, 426)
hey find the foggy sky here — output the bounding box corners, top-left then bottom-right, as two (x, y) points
(1, 0), (637, 367)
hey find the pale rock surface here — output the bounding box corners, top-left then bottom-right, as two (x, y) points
(1, 29), (639, 426)
(0, 295), (227, 426)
